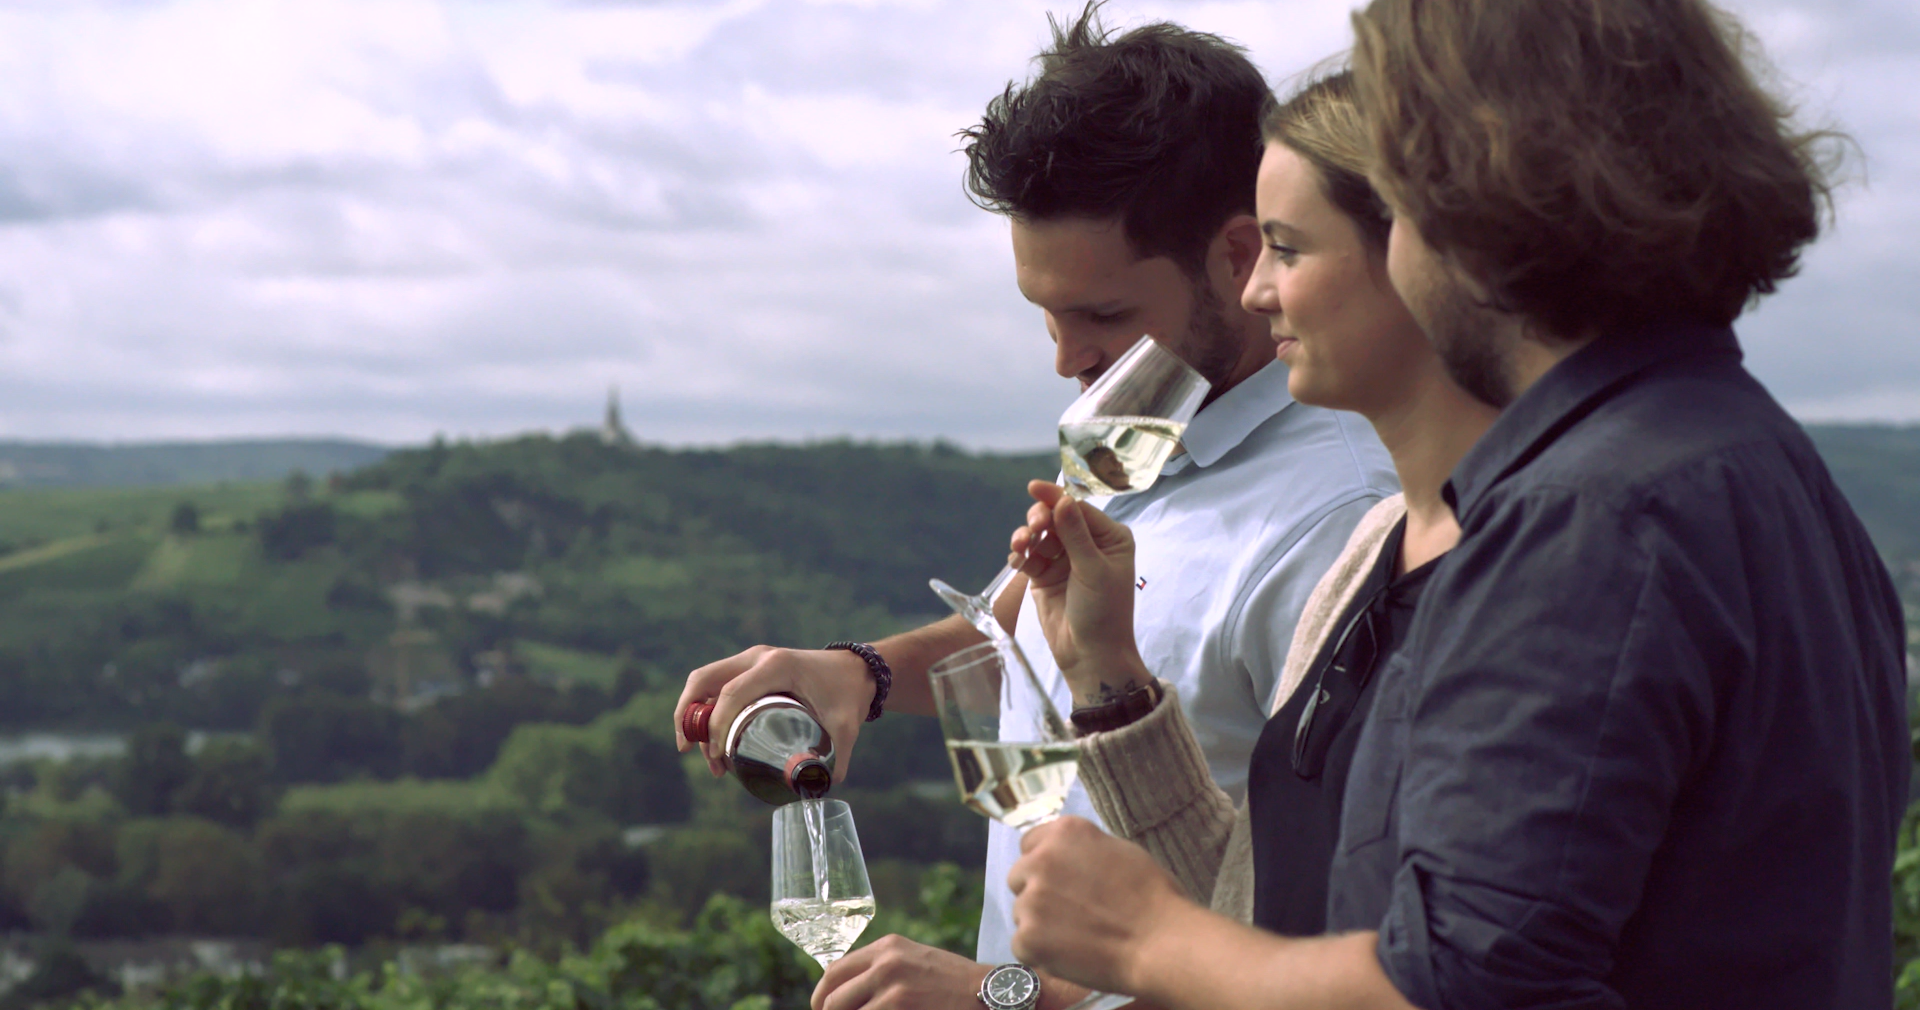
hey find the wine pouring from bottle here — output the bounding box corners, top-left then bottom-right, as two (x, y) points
(681, 694), (834, 805)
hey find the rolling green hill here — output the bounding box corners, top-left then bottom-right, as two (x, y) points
(0, 439), (387, 489)
(0, 435), (1054, 731)
(0, 424), (1912, 734)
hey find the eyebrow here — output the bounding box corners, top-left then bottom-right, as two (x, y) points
(1030, 296), (1131, 316)
(1261, 220), (1306, 243)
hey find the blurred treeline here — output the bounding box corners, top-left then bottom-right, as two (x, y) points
(0, 434), (1050, 1004)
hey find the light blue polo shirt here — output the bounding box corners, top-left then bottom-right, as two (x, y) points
(976, 360), (1397, 965)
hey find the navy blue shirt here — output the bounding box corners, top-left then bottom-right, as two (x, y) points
(1326, 322), (1909, 1009)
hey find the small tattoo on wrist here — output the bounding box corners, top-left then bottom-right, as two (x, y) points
(1095, 679), (1140, 704)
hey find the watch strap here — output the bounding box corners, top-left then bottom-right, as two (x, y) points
(1070, 679), (1161, 735)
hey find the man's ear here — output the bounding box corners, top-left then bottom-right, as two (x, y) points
(1216, 214), (1263, 288)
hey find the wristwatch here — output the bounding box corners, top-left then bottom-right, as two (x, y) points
(979, 963), (1042, 1010)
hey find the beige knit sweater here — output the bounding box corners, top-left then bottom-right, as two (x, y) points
(1075, 494), (1407, 922)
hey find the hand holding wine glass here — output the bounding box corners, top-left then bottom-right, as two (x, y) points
(1007, 483), (1153, 704)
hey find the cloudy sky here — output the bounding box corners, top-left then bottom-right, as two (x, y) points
(0, 0), (1914, 449)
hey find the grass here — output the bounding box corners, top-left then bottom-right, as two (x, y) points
(0, 533), (114, 574)
(599, 556), (692, 593)
(230, 552), (348, 640)
(130, 532), (255, 590)
(0, 532), (158, 600)
(331, 489), (406, 520)
(281, 776), (519, 817)
(0, 481), (283, 549)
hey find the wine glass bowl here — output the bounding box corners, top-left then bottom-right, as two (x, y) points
(769, 799), (875, 968)
(929, 641), (1080, 832)
(931, 334), (1208, 638)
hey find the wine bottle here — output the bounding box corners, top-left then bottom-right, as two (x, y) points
(681, 694), (835, 805)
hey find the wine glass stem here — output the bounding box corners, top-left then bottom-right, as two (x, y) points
(977, 481), (1087, 606)
(978, 562), (1020, 613)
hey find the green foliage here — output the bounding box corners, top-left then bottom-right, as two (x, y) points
(114, 723), (193, 817)
(174, 738), (280, 829)
(486, 718), (689, 824)
(1, 943), (119, 1009)
(260, 695), (404, 785)
(169, 502), (201, 535)
(1897, 805), (1920, 1008)
(518, 640), (623, 690)
(70, 860), (984, 1010)
(133, 817), (263, 935)
(258, 503), (336, 561)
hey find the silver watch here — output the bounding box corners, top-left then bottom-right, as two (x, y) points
(979, 963), (1042, 1010)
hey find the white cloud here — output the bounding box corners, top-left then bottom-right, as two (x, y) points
(0, 0), (1914, 447)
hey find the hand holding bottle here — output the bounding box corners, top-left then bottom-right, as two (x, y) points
(677, 646), (874, 781)
(681, 693), (836, 804)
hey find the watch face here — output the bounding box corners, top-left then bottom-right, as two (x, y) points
(985, 966), (1037, 1008)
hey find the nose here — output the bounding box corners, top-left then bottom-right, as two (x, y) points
(1049, 315), (1104, 381)
(1241, 261), (1280, 319)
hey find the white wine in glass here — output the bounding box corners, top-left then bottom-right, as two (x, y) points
(946, 738), (1081, 828)
(929, 641), (1133, 1010)
(930, 641), (1081, 832)
(931, 334), (1208, 639)
(770, 799), (875, 968)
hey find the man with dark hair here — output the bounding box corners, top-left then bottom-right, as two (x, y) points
(1004, 0), (1909, 1008)
(676, 5), (1394, 1009)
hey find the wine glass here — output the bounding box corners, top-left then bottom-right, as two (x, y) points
(770, 799), (876, 969)
(930, 641), (1080, 830)
(929, 334), (1209, 640)
(928, 640), (1134, 1010)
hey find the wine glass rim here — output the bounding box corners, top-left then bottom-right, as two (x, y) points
(1121, 333), (1204, 374)
(772, 796), (853, 821)
(929, 640), (1003, 676)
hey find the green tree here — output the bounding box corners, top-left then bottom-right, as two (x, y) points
(0, 943), (119, 1010)
(168, 501), (200, 534)
(257, 501), (336, 560)
(114, 722), (194, 817)
(259, 694), (402, 783)
(141, 818), (262, 935)
(173, 738), (280, 828)
(489, 723), (609, 815)
(606, 724), (693, 824)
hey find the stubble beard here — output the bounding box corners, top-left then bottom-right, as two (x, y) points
(1420, 276), (1516, 410)
(1175, 278), (1245, 393)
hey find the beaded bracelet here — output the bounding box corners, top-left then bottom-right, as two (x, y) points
(825, 641), (893, 722)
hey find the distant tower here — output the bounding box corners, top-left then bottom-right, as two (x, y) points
(601, 385), (635, 446)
